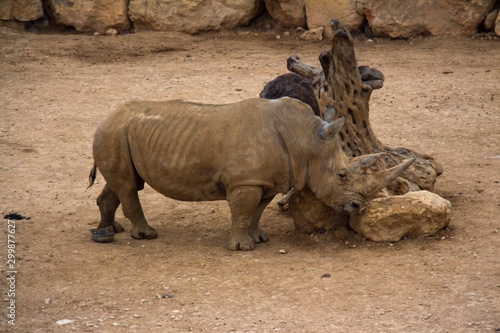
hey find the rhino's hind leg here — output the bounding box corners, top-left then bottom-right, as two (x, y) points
(96, 184), (124, 233)
(248, 197), (273, 244)
(117, 190), (158, 239)
(227, 186), (265, 251)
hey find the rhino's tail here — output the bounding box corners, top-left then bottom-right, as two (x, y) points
(87, 162), (97, 189)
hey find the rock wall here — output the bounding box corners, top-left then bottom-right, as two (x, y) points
(48, 0), (130, 34)
(129, 0), (262, 33)
(0, 0), (42, 21)
(364, 0), (496, 38)
(1, 0), (500, 38)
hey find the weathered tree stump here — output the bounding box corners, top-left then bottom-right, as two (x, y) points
(282, 19), (445, 236)
(287, 19), (442, 193)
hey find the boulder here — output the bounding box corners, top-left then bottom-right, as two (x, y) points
(484, 8), (499, 31)
(0, 0), (43, 21)
(349, 191), (451, 242)
(263, 0), (306, 27)
(363, 0), (497, 38)
(289, 189), (349, 234)
(304, 0), (364, 37)
(495, 11), (500, 36)
(129, 0), (262, 34)
(47, 0), (130, 33)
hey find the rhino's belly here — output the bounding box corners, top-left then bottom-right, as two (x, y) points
(133, 159), (227, 202)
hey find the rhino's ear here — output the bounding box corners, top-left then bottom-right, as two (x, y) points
(349, 153), (388, 174)
(323, 106), (337, 122)
(319, 116), (345, 140)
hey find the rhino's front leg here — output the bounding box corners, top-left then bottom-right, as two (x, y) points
(248, 196), (273, 244)
(227, 186), (264, 251)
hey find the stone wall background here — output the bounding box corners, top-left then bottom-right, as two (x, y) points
(1, 0), (500, 38)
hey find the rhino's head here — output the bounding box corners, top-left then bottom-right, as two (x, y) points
(307, 118), (415, 213)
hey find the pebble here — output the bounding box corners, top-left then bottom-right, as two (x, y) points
(106, 28), (118, 36)
(56, 319), (74, 326)
(278, 249), (287, 254)
(112, 322), (120, 327)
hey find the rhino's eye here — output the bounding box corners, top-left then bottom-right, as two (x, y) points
(337, 170), (348, 183)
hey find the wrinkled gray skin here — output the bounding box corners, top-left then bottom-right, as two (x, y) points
(89, 97), (413, 250)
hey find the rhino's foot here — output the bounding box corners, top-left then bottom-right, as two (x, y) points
(227, 235), (255, 251)
(249, 228), (269, 244)
(112, 221), (124, 233)
(97, 220), (125, 233)
(131, 225), (158, 239)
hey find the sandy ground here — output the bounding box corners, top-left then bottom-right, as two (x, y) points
(0, 25), (499, 332)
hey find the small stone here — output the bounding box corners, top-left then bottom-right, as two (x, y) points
(278, 249), (287, 254)
(56, 319), (74, 326)
(93, 32), (100, 36)
(106, 28), (118, 36)
(299, 27), (324, 41)
(276, 35), (281, 40)
(283, 31), (289, 36)
(112, 322), (119, 327)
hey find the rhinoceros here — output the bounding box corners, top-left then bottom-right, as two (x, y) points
(88, 97), (414, 250)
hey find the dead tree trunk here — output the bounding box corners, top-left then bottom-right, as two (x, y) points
(288, 19), (442, 194)
(285, 19), (444, 234)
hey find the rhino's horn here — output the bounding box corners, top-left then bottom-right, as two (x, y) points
(349, 153), (388, 174)
(319, 116), (345, 140)
(367, 158), (416, 194)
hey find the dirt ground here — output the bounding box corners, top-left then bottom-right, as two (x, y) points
(0, 25), (499, 332)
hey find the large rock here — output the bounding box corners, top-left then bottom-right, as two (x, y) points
(0, 0), (43, 21)
(263, 0), (306, 27)
(349, 191), (451, 242)
(495, 11), (500, 36)
(289, 189), (349, 234)
(363, 0), (497, 38)
(48, 0), (130, 33)
(483, 8), (499, 31)
(304, 0), (364, 37)
(129, 0), (262, 34)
